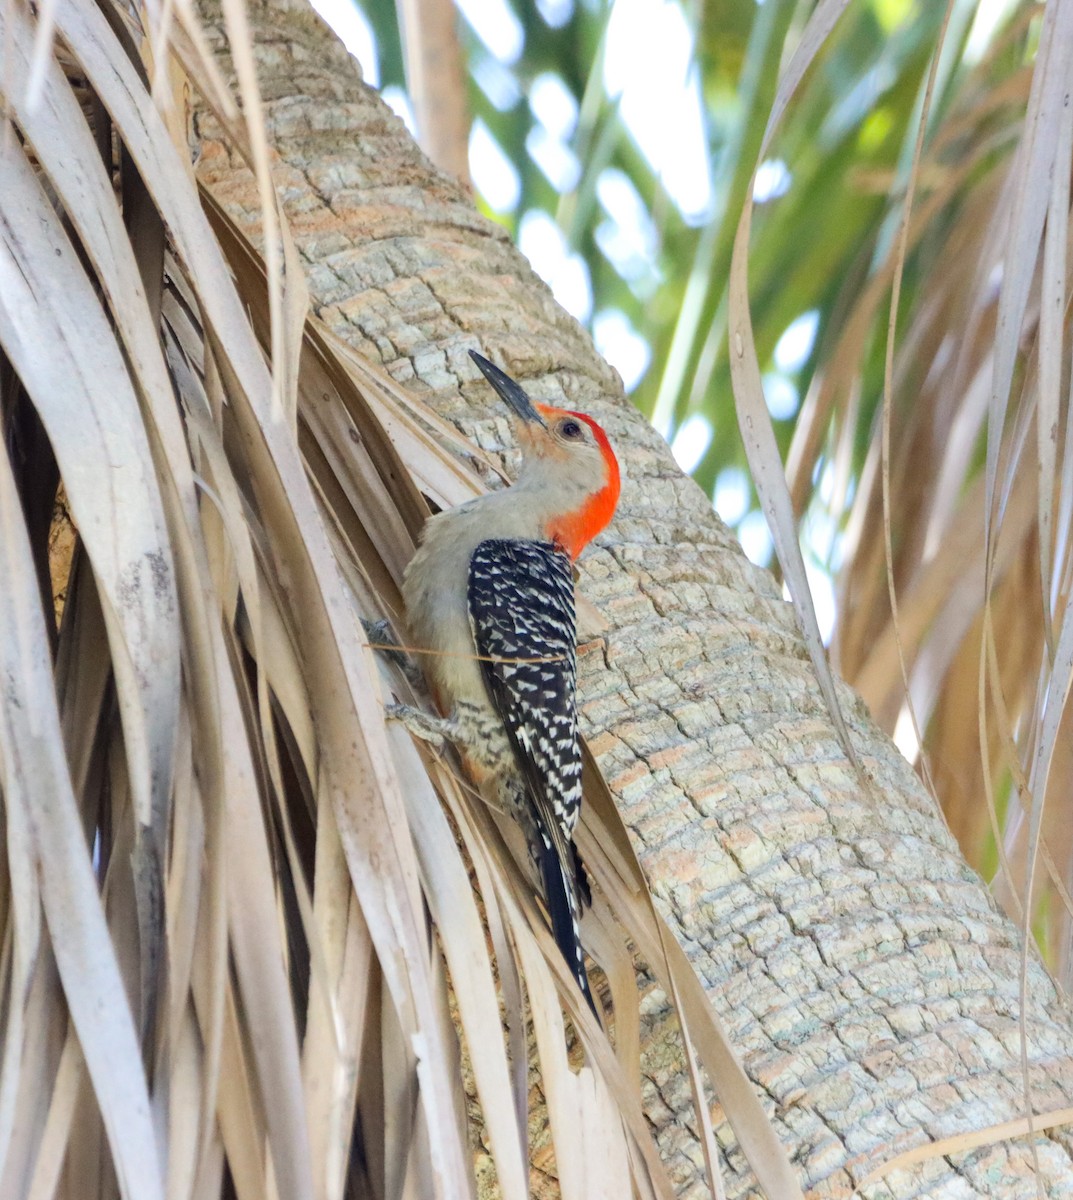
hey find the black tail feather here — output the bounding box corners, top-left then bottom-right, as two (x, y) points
(538, 838), (599, 1020)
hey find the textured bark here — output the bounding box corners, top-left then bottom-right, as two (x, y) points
(192, 2), (1073, 1194)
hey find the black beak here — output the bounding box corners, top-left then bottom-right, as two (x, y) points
(469, 351), (547, 426)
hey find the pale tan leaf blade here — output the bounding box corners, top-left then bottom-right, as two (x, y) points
(1, 0), (203, 532)
(727, 0), (864, 781)
(0, 749), (41, 1176)
(984, 0), (1073, 553)
(852, 1106), (1073, 1195)
(0, 128), (181, 1032)
(0, 137), (180, 847)
(0, 434), (164, 1200)
(1036, 59), (1073, 649)
(390, 728), (529, 1200)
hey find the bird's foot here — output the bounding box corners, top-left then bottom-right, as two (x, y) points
(363, 618), (424, 687)
(385, 702), (452, 752)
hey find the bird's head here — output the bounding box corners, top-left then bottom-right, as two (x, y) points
(470, 350), (621, 560)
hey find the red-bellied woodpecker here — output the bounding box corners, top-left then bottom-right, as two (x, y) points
(397, 350), (621, 1013)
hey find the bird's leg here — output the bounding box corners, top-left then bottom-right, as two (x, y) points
(387, 700), (512, 768)
(387, 702), (514, 819)
(362, 618), (424, 687)
(385, 702), (455, 751)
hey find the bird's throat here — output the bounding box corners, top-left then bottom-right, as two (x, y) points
(544, 480), (619, 560)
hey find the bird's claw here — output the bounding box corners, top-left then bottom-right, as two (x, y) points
(364, 619), (424, 686)
(385, 702), (448, 752)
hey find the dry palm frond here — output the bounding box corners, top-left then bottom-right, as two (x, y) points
(774, 0), (1073, 979)
(712, 0), (1073, 979)
(0, 1), (802, 1197)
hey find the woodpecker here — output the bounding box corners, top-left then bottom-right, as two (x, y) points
(398, 351), (621, 1013)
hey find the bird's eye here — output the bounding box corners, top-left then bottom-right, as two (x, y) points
(559, 419), (583, 440)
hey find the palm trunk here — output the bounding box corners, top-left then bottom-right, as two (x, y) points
(192, 1), (1073, 1193)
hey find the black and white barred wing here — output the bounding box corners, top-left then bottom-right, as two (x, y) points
(467, 538), (581, 865)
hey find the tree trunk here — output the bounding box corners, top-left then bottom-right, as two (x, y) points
(192, 2), (1073, 1194)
